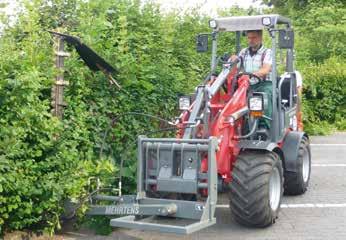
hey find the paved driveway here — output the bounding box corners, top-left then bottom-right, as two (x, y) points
(61, 132), (346, 240)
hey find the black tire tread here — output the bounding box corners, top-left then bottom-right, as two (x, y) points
(284, 136), (311, 195)
(229, 151), (283, 227)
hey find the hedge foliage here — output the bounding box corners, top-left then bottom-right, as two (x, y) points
(0, 0), (345, 235)
(0, 0), (211, 234)
(288, 1), (346, 134)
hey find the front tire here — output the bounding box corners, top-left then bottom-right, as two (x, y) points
(284, 136), (311, 195)
(229, 151), (284, 227)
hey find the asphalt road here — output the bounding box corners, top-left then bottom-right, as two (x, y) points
(61, 132), (346, 240)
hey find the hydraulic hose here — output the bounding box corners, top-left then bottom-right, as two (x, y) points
(234, 119), (259, 140)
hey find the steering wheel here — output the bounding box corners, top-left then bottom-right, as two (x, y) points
(236, 72), (263, 83)
(219, 54), (241, 65)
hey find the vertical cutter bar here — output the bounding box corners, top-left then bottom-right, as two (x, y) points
(52, 36), (68, 118)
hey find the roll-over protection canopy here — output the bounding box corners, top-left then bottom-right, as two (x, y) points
(211, 14), (291, 32)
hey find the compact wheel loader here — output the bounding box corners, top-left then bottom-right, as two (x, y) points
(87, 14), (311, 234)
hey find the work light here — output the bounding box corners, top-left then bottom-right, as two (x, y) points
(249, 96), (263, 111)
(249, 96), (264, 117)
(209, 19), (217, 29)
(262, 16), (272, 26)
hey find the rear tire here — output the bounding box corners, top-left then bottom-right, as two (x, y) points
(229, 151), (283, 227)
(284, 136), (311, 195)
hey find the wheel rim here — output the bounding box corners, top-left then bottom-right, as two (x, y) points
(269, 167), (281, 211)
(302, 148), (310, 183)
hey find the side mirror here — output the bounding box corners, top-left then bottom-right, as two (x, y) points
(196, 34), (208, 52)
(278, 29), (294, 49)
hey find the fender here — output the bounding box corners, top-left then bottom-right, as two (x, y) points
(238, 140), (278, 151)
(238, 139), (286, 167)
(281, 131), (308, 172)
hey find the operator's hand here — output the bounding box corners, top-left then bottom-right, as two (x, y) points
(249, 73), (262, 85)
(228, 55), (239, 63)
(252, 72), (261, 79)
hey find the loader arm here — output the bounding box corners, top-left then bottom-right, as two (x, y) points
(180, 61), (241, 140)
(178, 62), (251, 183)
(209, 74), (250, 181)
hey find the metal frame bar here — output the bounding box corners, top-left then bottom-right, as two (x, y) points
(207, 67), (232, 97)
(110, 215), (216, 235)
(210, 31), (218, 74)
(235, 31), (241, 54)
(212, 14), (291, 32)
(183, 87), (205, 139)
(269, 28), (279, 142)
(137, 136), (145, 198)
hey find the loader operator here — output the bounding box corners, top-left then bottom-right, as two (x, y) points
(230, 30), (273, 128)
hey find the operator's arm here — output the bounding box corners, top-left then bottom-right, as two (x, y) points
(229, 48), (246, 63)
(253, 63), (271, 79)
(253, 49), (272, 79)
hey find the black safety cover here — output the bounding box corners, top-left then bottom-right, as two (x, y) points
(48, 31), (117, 74)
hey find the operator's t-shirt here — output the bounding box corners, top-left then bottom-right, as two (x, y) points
(238, 45), (272, 76)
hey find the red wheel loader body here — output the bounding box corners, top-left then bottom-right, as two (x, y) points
(87, 14), (311, 234)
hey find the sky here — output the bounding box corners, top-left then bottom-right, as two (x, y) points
(155, 0), (264, 16)
(0, 0), (18, 15)
(0, 0), (265, 32)
(1, 0), (265, 16)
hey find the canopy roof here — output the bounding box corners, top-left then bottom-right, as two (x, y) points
(212, 14), (291, 32)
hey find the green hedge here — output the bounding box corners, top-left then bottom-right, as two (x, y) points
(292, 3), (346, 134)
(0, 0), (210, 235)
(300, 57), (346, 134)
(0, 0), (345, 235)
